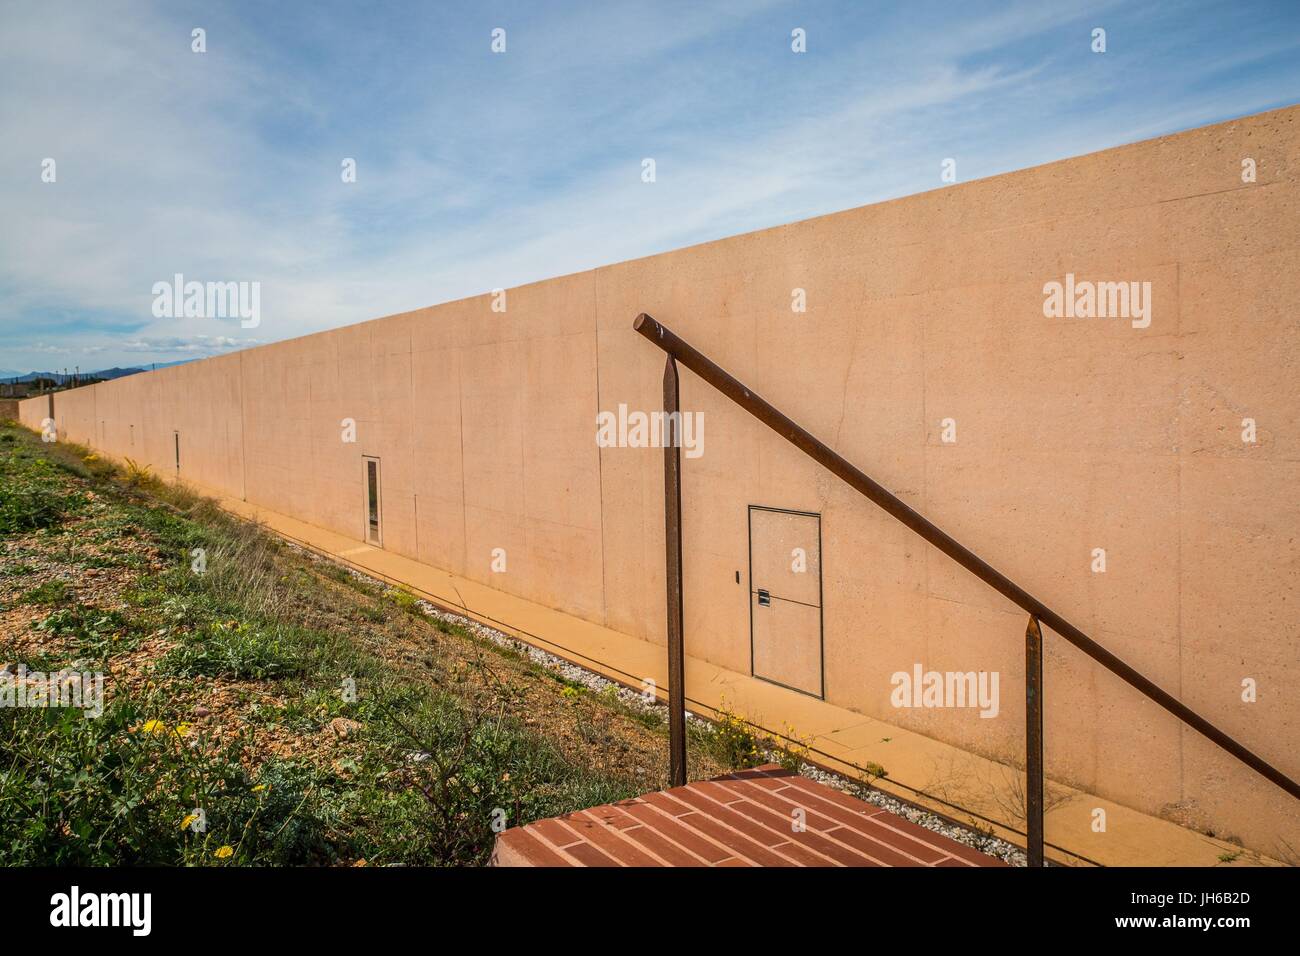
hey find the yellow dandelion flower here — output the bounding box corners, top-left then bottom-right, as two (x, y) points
(214, 845), (233, 859)
(173, 722), (192, 737)
(140, 719), (167, 735)
(251, 784), (267, 793)
(180, 814), (198, 830)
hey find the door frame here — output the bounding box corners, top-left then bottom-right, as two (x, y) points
(747, 504), (826, 699)
(362, 455), (383, 547)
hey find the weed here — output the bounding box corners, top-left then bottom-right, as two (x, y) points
(388, 589), (421, 615)
(774, 722), (814, 772)
(161, 620), (304, 680)
(0, 693), (339, 866)
(698, 699), (767, 770)
(0, 638), (66, 672)
(365, 687), (638, 865)
(122, 457), (154, 488)
(358, 605), (387, 623)
(0, 459), (84, 533)
(20, 580), (69, 605)
(34, 604), (140, 659)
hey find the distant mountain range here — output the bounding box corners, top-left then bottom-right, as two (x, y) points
(0, 360), (192, 383)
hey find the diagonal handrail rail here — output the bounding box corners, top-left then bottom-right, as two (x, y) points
(633, 312), (1299, 865)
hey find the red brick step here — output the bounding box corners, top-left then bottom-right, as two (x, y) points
(491, 765), (1006, 867)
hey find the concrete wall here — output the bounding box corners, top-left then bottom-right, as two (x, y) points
(24, 106), (1299, 855)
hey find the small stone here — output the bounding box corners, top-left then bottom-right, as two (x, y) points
(194, 705), (211, 717)
(329, 717), (363, 738)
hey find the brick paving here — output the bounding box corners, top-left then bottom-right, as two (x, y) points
(491, 764), (1006, 867)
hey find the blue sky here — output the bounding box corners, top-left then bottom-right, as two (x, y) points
(1, 0), (1298, 373)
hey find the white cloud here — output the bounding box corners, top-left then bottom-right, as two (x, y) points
(1, 0), (1296, 372)
(117, 335), (260, 354)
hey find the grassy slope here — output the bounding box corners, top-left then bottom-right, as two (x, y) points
(0, 421), (753, 866)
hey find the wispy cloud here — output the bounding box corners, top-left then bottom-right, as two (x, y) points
(1, 0), (1297, 370)
(117, 335), (261, 354)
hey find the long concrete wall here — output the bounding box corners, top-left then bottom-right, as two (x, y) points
(24, 106), (1299, 855)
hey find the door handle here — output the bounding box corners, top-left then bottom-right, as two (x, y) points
(757, 588), (770, 607)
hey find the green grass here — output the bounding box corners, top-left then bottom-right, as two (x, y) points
(19, 579), (68, 605)
(160, 621), (305, 680)
(0, 679), (634, 866)
(0, 638), (66, 673)
(36, 605), (142, 660)
(387, 588), (421, 615)
(0, 421), (643, 866)
(0, 453), (85, 533)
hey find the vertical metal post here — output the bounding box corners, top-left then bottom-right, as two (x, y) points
(1025, 615), (1045, 866)
(663, 355), (687, 788)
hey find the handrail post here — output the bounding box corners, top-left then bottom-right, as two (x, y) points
(1025, 615), (1045, 866)
(663, 355), (687, 787)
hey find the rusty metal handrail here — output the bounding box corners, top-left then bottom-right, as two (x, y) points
(634, 312), (1299, 865)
